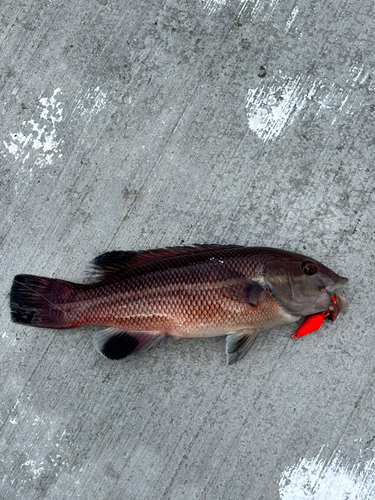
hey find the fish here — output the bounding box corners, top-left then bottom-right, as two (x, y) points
(9, 244), (348, 364)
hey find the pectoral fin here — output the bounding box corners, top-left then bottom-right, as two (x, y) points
(94, 329), (165, 360)
(205, 263), (266, 306)
(226, 329), (259, 365)
(221, 279), (266, 307)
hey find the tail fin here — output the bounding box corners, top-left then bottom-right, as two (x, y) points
(10, 274), (82, 329)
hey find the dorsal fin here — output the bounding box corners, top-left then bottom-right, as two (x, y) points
(89, 250), (137, 280)
(89, 244), (242, 281)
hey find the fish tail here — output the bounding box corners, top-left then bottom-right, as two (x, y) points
(10, 274), (84, 329)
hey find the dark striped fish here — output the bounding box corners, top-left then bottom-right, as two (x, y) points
(10, 245), (348, 364)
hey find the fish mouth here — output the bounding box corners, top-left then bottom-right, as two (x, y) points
(336, 294), (349, 308)
(323, 276), (349, 313)
(325, 276), (348, 293)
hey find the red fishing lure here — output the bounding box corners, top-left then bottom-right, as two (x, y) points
(292, 296), (338, 340)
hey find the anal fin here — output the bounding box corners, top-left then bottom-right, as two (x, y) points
(226, 329), (259, 365)
(94, 329), (165, 360)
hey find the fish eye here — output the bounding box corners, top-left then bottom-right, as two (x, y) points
(302, 262), (318, 275)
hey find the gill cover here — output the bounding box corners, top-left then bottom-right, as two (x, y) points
(264, 254), (348, 317)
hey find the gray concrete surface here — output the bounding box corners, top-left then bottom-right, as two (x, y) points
(1, 0), (374, 498)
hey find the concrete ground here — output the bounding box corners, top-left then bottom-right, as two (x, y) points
(1, 0), (374, 498)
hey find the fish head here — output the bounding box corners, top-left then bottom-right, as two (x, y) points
(264, 251), (348, 317)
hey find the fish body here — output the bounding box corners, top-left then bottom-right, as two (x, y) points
(10, 245), (348, 364)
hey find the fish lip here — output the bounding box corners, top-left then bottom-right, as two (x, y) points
(325, 276), (348, 293)
(337, 295), (349, 308)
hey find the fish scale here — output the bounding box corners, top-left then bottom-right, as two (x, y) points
(9, 244), (348, 364)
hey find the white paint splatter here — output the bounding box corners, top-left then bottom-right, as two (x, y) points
(246, 74), (314, 141)
(285, 6), (299, 32)
(237, 0), (280, 21)
(8, 399), (19, 426)
(74, 86), (107, 117)
(3, 88), (63, 166)
(32, 415), (43, 426)
(268, 0), (280, 16)
(21, 460), (45, 479)
(246, 65), (372, 141)
(203, 0), (226, 13)
(2, 85), (107, 169)
(238, 0), (260, 19)
(279, 449), (375, 499)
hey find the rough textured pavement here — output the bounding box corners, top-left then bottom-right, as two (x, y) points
(1, 1), (375, 499)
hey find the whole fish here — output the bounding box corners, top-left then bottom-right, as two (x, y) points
(10, 245), (348, 364)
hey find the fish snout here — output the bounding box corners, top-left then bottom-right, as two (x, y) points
(325, 276), (348, 293)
